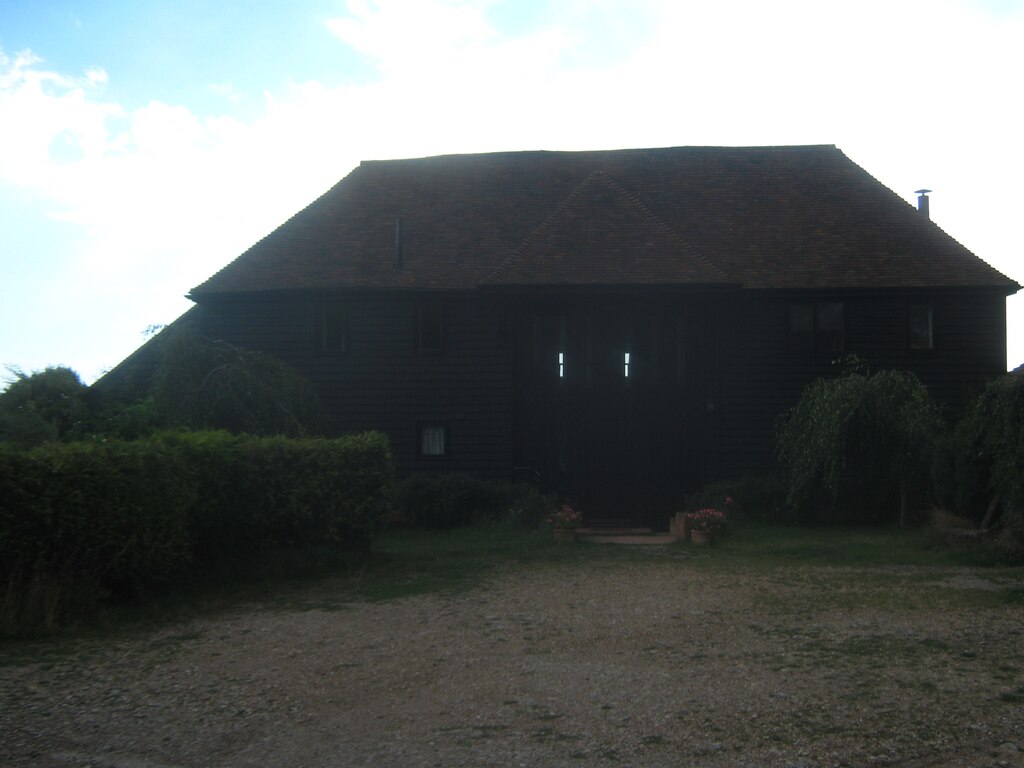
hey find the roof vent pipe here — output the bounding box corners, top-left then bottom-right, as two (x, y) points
(914, 189), (932, 219)
(394, 213), (403, 268)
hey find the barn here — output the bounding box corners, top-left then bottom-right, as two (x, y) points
(183, 145), (1018, 526)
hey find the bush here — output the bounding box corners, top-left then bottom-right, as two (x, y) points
(0, 430), (394, 634)
(685, 476), (790, 524)
(505, 484), (561, 529)
(151, 325), (327, 437)
(777, 368), (942, 525)
(155, 430), (394, 561)
(393, 473), (514, 530)
(0, 440), (194, 631)
(942, 376), (1024, 548)
(0, 367), (91, 447)
(932, 403), (992, 523)
(391, 474), (558, 530)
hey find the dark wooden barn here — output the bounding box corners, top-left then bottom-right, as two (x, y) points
(184, 145), (1018, 526)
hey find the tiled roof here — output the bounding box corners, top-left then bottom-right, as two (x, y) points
(484, 170), (730, 286)
(191, 145), (1019, 296)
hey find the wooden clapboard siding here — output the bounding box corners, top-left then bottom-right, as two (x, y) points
(194, 283), (1008, 525)
(710, 289), (1009, 483)
(201, 292), (515, 480)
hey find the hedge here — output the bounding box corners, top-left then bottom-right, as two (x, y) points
(0, 431), (393, 633)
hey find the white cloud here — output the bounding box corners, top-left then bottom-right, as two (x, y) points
(1, 0), (1022, 381)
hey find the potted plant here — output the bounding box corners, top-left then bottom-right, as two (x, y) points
(685, 505), (727, 545)
(547, 502), (583, 542)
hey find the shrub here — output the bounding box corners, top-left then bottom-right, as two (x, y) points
(0, 440), (194, 631)
(393, 473), (514, 530)
(0, 367), (91, 447)
(684, 476), (789, 524)
(931, 402), (992, 522)
(505, 484), (561, 529)
(156, 430), (394, 562)
(391, 474), (562, 531)
(777, 368), (942, 525)
(151, 326), (327, 437)
(959, 375), (1024, 551)
(0, 430), (394, 634)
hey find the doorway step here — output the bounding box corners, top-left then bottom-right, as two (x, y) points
(575, 527), (675, 545)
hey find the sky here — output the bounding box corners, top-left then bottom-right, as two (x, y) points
(1, 0), (1022, 385)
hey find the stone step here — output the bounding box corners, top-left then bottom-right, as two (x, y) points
(574, 527), (675, 545)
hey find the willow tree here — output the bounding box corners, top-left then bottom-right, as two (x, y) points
(777, 367), (942, 525)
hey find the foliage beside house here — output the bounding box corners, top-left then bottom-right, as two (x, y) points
(0, 430), (393, 634)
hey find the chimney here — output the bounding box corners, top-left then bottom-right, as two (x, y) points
(914, 189), (932, 219)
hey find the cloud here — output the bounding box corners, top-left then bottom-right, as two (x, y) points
(1, 0), (1022, 381)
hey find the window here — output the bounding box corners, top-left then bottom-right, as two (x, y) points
(789, 302), (845, 353)
(418, 306), (445, 353)
(910, 305), (934, 350)
(624, 351), (631, 379)
(788, 304), (814, 351)
(318, 303), (346, 353)
(418, 423), (447, 456)
(557, 351), (565, 378)
(816, 302), (845, 353)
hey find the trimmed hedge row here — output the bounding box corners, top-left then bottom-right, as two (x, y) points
(0, 431), (393, 632)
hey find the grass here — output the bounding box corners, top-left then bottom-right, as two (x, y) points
(709, 523), (1018, 568)
(2, 521), (1020, 654)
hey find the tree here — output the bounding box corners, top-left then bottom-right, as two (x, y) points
(943, 374), (1024, 547)
(777, 367), (942, 525)
(151, 326), (326, 437)
(0, 366), (91, 447)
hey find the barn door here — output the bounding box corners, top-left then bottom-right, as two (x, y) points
(513, 305), (697, 528)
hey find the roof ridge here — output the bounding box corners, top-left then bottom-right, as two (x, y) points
(358, 144), (841, 167)
(589, 170), (732, 284)
(482, 169), (731, 285)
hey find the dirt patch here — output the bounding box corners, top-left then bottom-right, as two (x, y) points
(2, 561), (1023, 767)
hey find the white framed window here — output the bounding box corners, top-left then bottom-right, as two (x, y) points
(418, 423), (448, 456)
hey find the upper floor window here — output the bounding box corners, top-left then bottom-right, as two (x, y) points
(418, 306), (445, 353)
(910, 305), (934, 350)
(789, 302), (845, 353)
(318, 303), (346, 353)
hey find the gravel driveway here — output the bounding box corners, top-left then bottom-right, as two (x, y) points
(2, 554), (1023, 767)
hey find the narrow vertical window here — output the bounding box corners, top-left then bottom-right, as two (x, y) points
(910, 305), (934, 350)
(624, 352), (631, 378)
(418, 306), (444, 353)
(558, 351), (565, 378)
(319, 303), (347, 353)
(816, 302), (845, 353)
(788, 304), (814, 351)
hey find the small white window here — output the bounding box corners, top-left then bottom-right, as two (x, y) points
(624, 351), (631, 378)
(558, 351), (565, 378)
(419, 424), (447, 456)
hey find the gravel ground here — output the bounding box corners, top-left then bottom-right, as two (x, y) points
(2, 556), (1023, 767)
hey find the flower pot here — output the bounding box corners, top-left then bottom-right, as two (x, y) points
(690, 528), (714, 546)
(553, 527), (577, 543)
